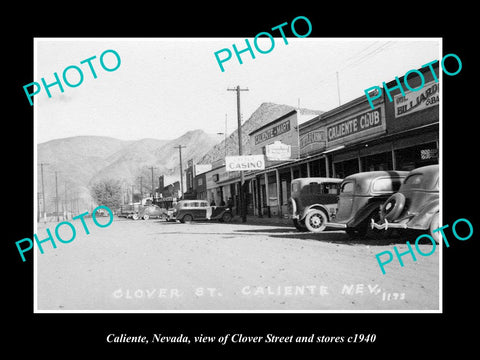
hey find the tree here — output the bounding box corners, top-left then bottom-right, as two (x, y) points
(89, 179), (123, 211)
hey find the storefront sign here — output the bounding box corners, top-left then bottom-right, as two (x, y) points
(225, 155), (265, 171)
(327, 107), (383, 144)
(266, 141), (291, 161)
(254, 119), (291, 145)
(420, 148), (438, 160)
(394, 81), (439, 118)
(300, 130), (325, 149)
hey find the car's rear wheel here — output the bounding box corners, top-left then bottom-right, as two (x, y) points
(132, 213), (139, 220)
(143, 214), (150, 220)
(182, 214), (193, 223)
(304, 209), (328, 233)
(222, 212), (233, 222)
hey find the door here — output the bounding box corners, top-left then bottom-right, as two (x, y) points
(190, 201), (207, 219)
(335, 180), (355, 222)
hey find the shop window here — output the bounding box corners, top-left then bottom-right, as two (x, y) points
(334, 158), (359, 179)
(300, 163), (308, 177)
(361, 151), (393, 172)
(395, 142), (438, 171)
(310, 161), (320, 177)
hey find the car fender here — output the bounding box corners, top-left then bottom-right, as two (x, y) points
(404, 198), (439, 230)
(347, 201), (382, 228)
(300, 204), (331, 221)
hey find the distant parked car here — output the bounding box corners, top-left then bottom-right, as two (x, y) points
(288, 177), (343, 233)
(138, 204), (168, 220)
(171, 200), (233, 223)
(326, 170), (408, 238)
(371, 165), (439, 240)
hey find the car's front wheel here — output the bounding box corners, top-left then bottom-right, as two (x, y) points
(143, 214), (150, 220)
(304, 209), (327, 233)
(132, 213), (139, 220)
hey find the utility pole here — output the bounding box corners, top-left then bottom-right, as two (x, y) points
(137, 176), (143, 202)
(174, 145), (186, 198)
(38, 163), (49, 221)
(148, 166), (157, 198)
(224, 113), (228, 159)
(227, 85), (249, 222)
(37, 192), (41, 222)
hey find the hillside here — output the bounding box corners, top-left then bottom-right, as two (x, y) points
(37, 130), (220, 215)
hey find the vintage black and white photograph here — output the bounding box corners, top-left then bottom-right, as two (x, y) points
(33, 37), (442, 312)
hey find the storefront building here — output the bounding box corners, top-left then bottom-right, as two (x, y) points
(185, 161), (212, 200)
(382, 62), (439, 171)
(328, 62), (439, 178)
(245, 62), (439, 218)
(247, 110), (319, 217)
(205, 159), (241, 209)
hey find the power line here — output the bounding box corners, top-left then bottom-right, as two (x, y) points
(340, 41), (393, 71)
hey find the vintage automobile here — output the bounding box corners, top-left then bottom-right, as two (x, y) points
(371, 164), (439, 240)
(325, 170), (408, 238)
(171, 200), (233, 223)
(288, 177), (343, 233)
(135, 204), (168, 220)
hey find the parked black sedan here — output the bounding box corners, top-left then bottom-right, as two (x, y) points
(325, 170), (408, 238)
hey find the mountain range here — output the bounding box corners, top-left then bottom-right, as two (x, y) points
(37, 130), (220, 213)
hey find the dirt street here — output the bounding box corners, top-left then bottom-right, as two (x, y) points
(36, 216), (440, 311)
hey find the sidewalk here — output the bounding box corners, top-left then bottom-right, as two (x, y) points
(230, 214), (293, 227)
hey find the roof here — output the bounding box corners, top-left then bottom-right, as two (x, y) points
(344, 170), (409, 181)
(344, 170), (409, 195)
(400, 164), (439, 191)
(292, 177), (343, 184)
(249, 109), (297, 135)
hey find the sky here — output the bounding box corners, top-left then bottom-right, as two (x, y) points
(35, 38), (440, 144)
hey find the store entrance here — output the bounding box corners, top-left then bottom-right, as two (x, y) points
(361, 151), (393, 172)
(334, 158), (359, 178)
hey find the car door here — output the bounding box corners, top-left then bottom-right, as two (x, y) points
(198, 201), (209, 220)
(335, 180), (355, 222)
(190, 201), (207, 220)
(318, 182), (341, 205)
